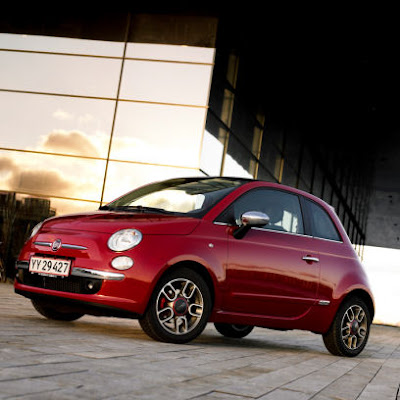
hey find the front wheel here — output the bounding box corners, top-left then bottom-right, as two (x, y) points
(139, 267), (212, 344)
(214, 323), (254, 338)
(32, 299), (84, 321)
(323, 297), (371, 357)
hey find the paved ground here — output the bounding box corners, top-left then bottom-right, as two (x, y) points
(0, 283), (399, 400)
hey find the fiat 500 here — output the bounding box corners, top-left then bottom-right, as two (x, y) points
(15, 177), (374, 357)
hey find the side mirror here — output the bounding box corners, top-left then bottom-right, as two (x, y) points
(233, 211), (270, 239)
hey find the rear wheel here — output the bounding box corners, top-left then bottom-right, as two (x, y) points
(323, 297), (371, 357)
(139, 267), (211, 344)
(32, 299), (84, 321)
(214, 323), (254, 338)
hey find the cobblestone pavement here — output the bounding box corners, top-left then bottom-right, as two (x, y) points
(1, 282), (399, 400)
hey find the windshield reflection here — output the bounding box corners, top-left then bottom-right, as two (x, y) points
(102, 177), (247, 217)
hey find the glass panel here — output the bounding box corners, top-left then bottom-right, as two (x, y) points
(0, 51), (122, 98)
(107, 177), (242, 217)
(110, 101), (206, 168)
(46, 197), (99, 216)
(312, 164), (324, 198)
(305, 199), (341, 241)
(0, 150), (106, 202)
(126, 43), (215, 63)
(0, 192), (98, 277)
(200, 130), (224, 176)
(119, 59), (213, 106)
(323, 180), (333, 205)
(331, 192), (339, 213)
(223, 135), (254, 178)
(217, 188), (304, 235)
(101, 161), (203, 204)
(264, 126), (284, 151)
(259, 141), (282, 181)
(257, 165), (275, 183)
(299, 147), (313, 192)
(281, 163), (297, 188)
(0, 91), (114, 158)
(283, 133), (300, 170)
(0, 33), (124, 57)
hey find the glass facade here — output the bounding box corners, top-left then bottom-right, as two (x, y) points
(0, 11), (373, 278)
(201, 28), (373, 259)
(0, 15), (216, 276)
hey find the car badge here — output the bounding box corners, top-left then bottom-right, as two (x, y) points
(52, 239), (62, 252)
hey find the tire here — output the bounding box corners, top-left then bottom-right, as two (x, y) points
(323, 297), (371, 357)
(32, 299), (84, 321)
(214, 323), (254, 338)
(139, 267), (212, 344)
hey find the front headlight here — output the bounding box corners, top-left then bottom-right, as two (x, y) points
(29, 221), (44, 239)
(107, 229), (142, 252)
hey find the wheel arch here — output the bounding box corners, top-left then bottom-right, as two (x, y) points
(340, 289), (375, 321)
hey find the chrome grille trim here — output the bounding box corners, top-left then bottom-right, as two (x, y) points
(34, 242), (88, 250)
(62, 244), (88, 250)
(34, 241), (52, 247)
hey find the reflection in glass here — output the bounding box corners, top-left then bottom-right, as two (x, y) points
(126, 43), (215, 63)
(312, 164), (324, 198)
(323, 181), (333, 205)
(120, 59), (213, 106)
(260, 140), (283, 181)
(0, 191), (98, 278)
(0, 91), (114, 158)
(298, 146), (313, 192)
(223, 135), (253, 179)
(0, 51), (122, 98)
(0, 150), (106, 202)
(110, 101), (207, 168)
(200, 130), (224, 176)
(257, 165), (275, 183)
(101, 161), (204, 204)
(0, 33), (125, 57)
(281, 163), (297, 188)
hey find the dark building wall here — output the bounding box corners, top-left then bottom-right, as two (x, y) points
(366, 132), (400, 249)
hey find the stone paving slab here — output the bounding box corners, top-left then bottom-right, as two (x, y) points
(0, 282), (399, 400)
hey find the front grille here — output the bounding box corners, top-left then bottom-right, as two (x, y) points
(18, 269), (102, 295)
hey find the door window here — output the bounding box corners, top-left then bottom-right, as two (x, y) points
(217, 188), (304, 234)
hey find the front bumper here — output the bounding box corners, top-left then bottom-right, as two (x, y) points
(15, 261), (124, 295)
(14, 260), (145, 315)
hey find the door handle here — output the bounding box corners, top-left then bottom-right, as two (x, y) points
(302, 256), (320, 263)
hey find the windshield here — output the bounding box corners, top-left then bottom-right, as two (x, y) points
(101, 177), (247, 217)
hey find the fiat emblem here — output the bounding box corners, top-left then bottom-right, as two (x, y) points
(52, 239), (62, 251)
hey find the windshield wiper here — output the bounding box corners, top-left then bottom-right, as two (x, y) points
(102, 205), (172, 214)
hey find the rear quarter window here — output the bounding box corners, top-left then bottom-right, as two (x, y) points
(305, 199), (342, 241)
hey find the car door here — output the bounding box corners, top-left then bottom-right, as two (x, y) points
(217, 188), (320, 319)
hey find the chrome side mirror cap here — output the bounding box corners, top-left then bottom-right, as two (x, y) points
(241, 211), (270, 227)
(234, 211), (270, 239)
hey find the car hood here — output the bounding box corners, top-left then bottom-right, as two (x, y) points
(41, 211), (201, 235)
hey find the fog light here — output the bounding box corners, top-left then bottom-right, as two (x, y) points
(111, 256), (134, 271)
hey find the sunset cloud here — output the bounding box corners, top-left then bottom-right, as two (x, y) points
(52, 109), (74, 121)
(40, 130), (101, 157)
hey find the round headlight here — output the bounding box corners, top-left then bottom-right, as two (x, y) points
(29, 221), (44, 239)
(107, 229), (142, 252)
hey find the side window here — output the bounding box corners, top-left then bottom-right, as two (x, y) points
(216, 188), (304, 234)
(305, 199), (341, 241)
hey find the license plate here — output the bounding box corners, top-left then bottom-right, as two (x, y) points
(29, 256), (71, 277)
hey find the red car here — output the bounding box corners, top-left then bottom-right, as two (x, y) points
(15, 177), (374, 357)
